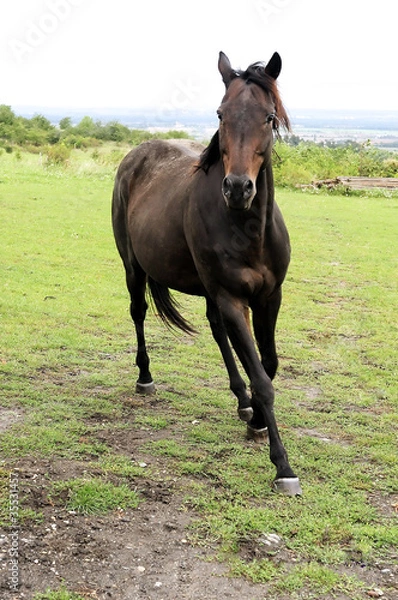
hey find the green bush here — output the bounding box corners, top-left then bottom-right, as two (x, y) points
(159, 129), (191, 140)
(273, 140), (398, 186)
(383, 158), (398, 176)
(0, 105), (60, 147)
(45, 144), (71, 166)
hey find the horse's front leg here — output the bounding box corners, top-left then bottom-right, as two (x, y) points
(206, 297), (253, 422)
(251, 287), (282, 381)
(246, 288), (282, 439)
(217, 292), (301, 495)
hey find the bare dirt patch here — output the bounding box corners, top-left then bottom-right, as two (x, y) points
(0, 457), (272, 600)
(0, 408), (24, 433)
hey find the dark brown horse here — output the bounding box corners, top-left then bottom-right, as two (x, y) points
(112, 52), (302, 495)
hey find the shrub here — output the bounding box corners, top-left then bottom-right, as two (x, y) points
(45, 144), (71, 166)
(383, 158), (398, 177)
(273, 140), (398, 186)
(159, 129), (191, 140)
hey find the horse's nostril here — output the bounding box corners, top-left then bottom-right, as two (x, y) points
(222, 176), (232, 198)
(243, 179), (254, 199)
(222, 175), (255, 207)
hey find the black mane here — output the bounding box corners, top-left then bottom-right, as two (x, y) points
(239, 62), (273, 90)
(195, 130), (220, 174)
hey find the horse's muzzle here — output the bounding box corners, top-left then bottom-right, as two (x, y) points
(222, 174), (256, 210)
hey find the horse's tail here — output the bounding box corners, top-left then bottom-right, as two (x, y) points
(147, 277), (197, 335)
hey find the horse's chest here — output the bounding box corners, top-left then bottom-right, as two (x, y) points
(223, 263), (276, 298)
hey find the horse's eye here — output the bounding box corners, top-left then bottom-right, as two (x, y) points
(217, 112), (223, 122)
(266, 113), (275, 124)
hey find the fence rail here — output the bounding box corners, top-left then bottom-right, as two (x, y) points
(300, 176), (398, 191)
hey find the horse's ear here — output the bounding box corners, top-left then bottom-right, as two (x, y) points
(218, 51), (235, 88)
(264, 52), (282, 80)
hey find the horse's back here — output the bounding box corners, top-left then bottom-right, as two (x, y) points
(115, 138), (203, 188)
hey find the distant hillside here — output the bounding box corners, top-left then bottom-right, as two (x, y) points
(10, 106), (398, 147)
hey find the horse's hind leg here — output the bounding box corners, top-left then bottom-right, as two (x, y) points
(126, 264), (155, 395)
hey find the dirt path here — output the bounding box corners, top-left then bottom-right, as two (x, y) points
(1, 457), (274, 600)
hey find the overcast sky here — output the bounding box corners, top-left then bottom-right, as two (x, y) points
(1, 0), (397, 115)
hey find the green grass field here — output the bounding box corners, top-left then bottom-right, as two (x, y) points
(1, 148), (397, 599)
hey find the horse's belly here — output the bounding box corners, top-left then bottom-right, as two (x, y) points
(128, 202), (203, 294)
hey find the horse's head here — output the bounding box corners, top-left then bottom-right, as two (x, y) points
(217, 52), (289, 210)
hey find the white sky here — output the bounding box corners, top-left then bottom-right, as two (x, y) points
(1, 0), (397, 114)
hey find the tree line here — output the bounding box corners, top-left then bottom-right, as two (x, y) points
(0, 104), (189, 150)
(1, 104), (397, 183)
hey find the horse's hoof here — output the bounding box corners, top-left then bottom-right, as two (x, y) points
(238, 407), (254, 422)
(135, 381), (156, 395)
(272, 477), (302, 496)
(246, 424), (269, 444)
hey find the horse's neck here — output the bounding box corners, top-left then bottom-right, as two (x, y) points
(252, 162), (275, 228)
